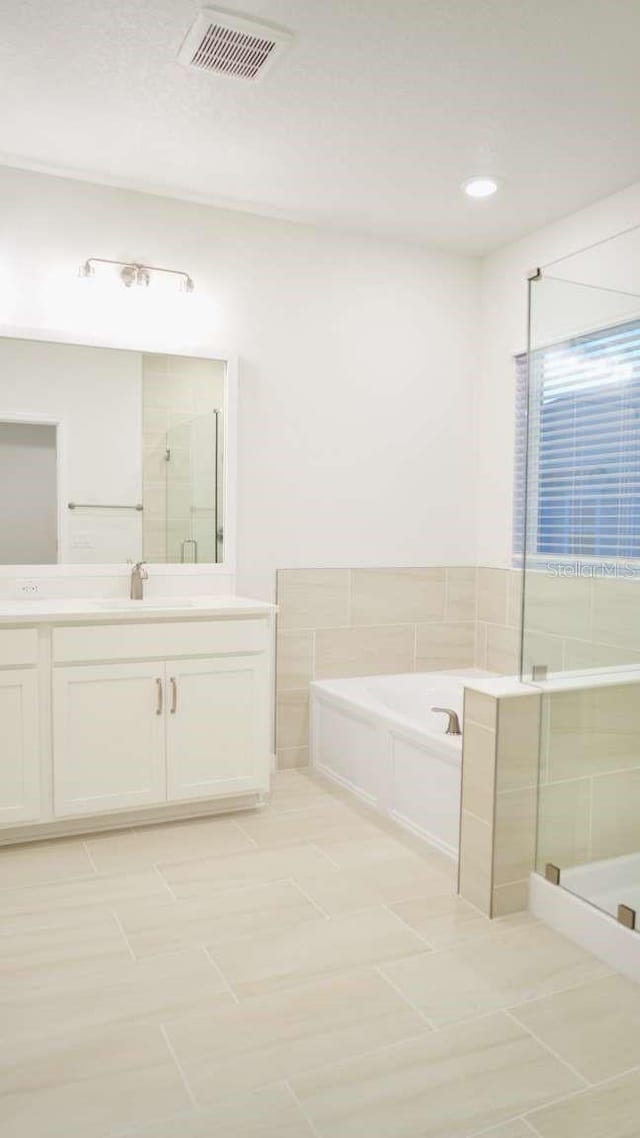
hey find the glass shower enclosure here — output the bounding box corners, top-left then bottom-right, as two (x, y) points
(522, 227), (640, 933)
(166, 410), (223, 564)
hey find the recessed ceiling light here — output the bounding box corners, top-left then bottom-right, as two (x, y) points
(462, 177), (501, 199)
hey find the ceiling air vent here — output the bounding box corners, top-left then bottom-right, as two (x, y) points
(178, 8), (292, 81)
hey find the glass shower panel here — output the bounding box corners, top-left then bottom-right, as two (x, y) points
(522, 272), (640, 679)
(525, 244), (640, 931)
(166, 411), (222, 563)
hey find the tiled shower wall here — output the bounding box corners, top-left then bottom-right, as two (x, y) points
(480, 567), (640, 674)
(538, 681), (640, 871)
(276, 565), (640, 769)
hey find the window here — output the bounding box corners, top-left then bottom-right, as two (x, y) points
(514, 319), (640, 564)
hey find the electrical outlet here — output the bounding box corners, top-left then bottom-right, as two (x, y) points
(14, 581), (40, 597)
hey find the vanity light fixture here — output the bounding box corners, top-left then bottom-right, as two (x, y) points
(78, 258), (195, 293)
(461, 176), (501, 199)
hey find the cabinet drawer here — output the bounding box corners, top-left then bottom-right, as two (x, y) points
(0, 628), (38, 668)
(52, 619), (268, 664)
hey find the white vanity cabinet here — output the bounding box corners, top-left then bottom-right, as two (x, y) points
(0, 602), (274, 843)
(53, 653), (269, 817)
(0, 668), (40, 824)
(52, 662), (167, 817)
(0, 630), (41, 825)
(166, 655), (268, 802)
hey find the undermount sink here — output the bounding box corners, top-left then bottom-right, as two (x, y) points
(96, 597), (199, 610)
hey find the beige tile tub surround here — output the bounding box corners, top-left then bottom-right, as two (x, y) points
(3, 768), (640, 1138)
(459, 686), (541, 918)
(276, 565), (640, 768)
(276, 567), (477, 769)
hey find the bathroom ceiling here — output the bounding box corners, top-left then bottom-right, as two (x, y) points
(2, 0), (640, 254)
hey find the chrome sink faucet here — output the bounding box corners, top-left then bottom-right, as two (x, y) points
(431, 707), (462, 736)
(130, 561), (148, 600)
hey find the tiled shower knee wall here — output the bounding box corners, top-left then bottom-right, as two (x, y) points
(458, 687), (541, 918)
(275, 567), (480, 770)
(458, 678), (640, 917)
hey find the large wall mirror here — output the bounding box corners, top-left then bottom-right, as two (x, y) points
(0, 337), (228, 566)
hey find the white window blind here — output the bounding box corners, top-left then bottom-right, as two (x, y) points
(514, 318), (640, 563)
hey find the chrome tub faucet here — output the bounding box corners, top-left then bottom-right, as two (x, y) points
(130, 561), (148, 600)
(431, 707), (462, 736)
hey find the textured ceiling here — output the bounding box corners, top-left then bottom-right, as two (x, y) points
(2, 0), (640, 253)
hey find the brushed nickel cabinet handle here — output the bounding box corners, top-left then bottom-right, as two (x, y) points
(156, 678), (163, 716)
(170, 677), (177, 714)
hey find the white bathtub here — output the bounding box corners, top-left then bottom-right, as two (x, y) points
(310, 669), (488, 860)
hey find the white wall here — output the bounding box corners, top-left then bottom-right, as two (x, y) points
(477, 180), (640, 568)
(0, 165), (480, 599)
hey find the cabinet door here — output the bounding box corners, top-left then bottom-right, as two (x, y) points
(0, 669), (40, 824)
(53, 663), (166, 817)
(166, 656), (269, 802)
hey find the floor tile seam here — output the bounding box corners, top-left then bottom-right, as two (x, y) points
(152, 864), (178, 899)
(502, 967), (618, 1018)
(510, 1069), (640, 1138)
(467, 1111), (541, 1137)
(265, 1020), (489, 1092)
(4, 945), (237, 1029)
(372, 963), (437, 1031)
(226, 816), (264, 848)
(153, 866), (309, 900)
(380, 902), (436, 950)
(287, 876), (333, 919)
(502, 1008), (591, 1088)
(570, 1057), (640, 1091)
(378, 914), (543, 961)
(113, 897), (329, 958)
(202, 944), (240, 1004)
(307, 840), (342, 869)
(158, 1022), (199, 1110)
(81, 840), (101, 875)
(150, 836), (337, 881)
(150, 842), (274, 875)
(505, 1058), (640, 1133)
(282, 1078), (324, 1137)
(109, 908), (138, 961)
(147, 866), (335, 910)
(159, 1019), (436, 1107)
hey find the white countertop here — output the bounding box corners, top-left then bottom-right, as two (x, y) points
(0, 595), (275, 625)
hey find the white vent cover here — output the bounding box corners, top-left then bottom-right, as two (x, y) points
(178, 8), (292, 81)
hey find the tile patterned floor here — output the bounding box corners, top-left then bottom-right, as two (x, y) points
(0, 770), (638, 1137)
